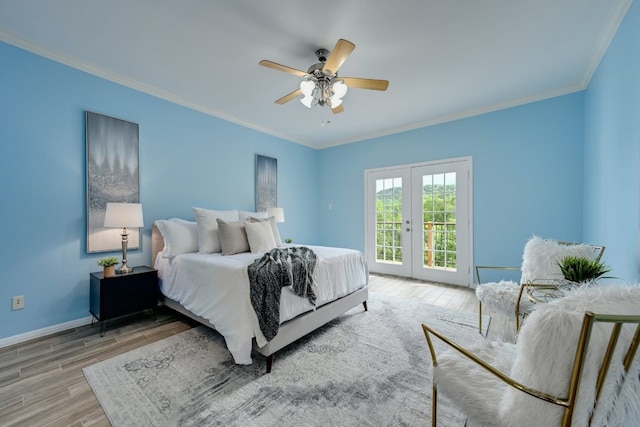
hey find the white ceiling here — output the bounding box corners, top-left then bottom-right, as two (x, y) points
(0, 0), (632, 149)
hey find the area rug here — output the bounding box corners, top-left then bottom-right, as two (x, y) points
(83, 291), (490, 426)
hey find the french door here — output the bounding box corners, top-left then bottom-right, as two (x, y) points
(365, 157), (472, 287)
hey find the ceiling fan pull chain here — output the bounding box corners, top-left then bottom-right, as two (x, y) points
(320, 105), (331, 127)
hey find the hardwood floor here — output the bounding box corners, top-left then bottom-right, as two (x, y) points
(0, 274), (513, 426)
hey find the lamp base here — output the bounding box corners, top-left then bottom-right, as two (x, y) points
(117, 264), (134, 274)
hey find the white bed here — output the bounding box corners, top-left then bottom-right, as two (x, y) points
(151, 224), (369, 372)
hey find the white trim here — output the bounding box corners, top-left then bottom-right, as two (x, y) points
(0, 29), (314, 149)
(0, 29), (602, 152)
(318, 87), (585, 149)
(0, 316), (93, 349)
(364, 156), (473, 286)
(580, 0), (633, 89)
(365, 156), (472, 175)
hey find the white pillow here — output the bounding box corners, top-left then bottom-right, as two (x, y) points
(217, 219), (250, 255)
(248, 216), (283, 246)
(238, 210), (269, 221)
(154, 218), (198, 258)
(245, 220), (277, 253)
(192, 207), (239, 253)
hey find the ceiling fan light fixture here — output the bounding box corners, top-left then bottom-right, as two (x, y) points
(260, 38), (389, 114)
(300, 79), (315, 97)
(300, 95), (314, 108)
(332, 80), (348, 99)
(330, 97), (343, 109)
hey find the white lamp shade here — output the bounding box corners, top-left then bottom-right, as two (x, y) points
(330, 96), (343, 109)
(104, 203), (144, 228)
(267, 207), (285, 223)
(300, 95), (314, 108)
(332, 80), (348, 98)
(300, 79), (315, 96)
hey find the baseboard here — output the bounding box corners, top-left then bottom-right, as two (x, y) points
(0, 316), (94, 349)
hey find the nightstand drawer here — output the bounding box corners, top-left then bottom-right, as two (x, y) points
(98, 275), (156, 298)
(90, 266), (158, 327)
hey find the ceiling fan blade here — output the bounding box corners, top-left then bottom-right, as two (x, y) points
(342, 77), (389, 91)
(275, 89), (302, 104)
(323, 39), (355, 75)
(331, 104), (344, 114)
(259, 60), (308, 78)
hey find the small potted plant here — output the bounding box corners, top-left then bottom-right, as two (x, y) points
(557, 256), (611, 286)
(98, 256), (120, 278)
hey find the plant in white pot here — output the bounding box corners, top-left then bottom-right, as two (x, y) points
(556, 256), (612, 286)
(98, 256), (120, 278)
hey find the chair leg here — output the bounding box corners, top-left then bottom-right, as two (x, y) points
(478, 301), (484, 335)
(432, 383), (438, 427)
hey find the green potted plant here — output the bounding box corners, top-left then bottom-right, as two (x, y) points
(557, 256), (611, 285)
(98, 256), (120, 278)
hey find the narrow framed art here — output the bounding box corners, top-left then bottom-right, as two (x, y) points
(86, 111), (140, 253)
(255, 154), (277, 212)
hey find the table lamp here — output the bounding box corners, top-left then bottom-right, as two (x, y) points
(267, 207), (285, 223)
(104, 202), (144, 274)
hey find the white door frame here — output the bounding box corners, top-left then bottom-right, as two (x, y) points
(364, 167), (412, 277)
(364, 156), (473, 287)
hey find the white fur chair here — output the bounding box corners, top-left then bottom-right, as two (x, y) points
(475, 236), (605, 334)
(423, 285), (640, 427)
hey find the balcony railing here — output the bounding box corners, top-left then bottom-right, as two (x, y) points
(376, 221), (456, 268)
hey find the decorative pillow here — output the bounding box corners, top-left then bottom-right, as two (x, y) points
(520, 236), (601, 284)
(245, 220), (277, 253)
(154, 218), (198, 258)
(248, 216), (283, 246)
(238, 210), (269, 221)
(192, 207), (239, 253)
(217, 219), (250, 255)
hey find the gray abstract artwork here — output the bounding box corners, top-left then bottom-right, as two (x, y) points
(255, 154), (277, 212)
(86, 111), (140, 253)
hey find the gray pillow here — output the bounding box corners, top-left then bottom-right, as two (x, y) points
(216, 219), (250, 255)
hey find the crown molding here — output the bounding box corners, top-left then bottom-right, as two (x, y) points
(0, 30), (310, 147)
(579, 0), (633, 88)
(318, 84), (586, 149)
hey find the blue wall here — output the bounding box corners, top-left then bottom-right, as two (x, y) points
(318, 93), (586, 268)
(1, 1), (639, 342)
(584, 0), (640, 282)
(0, 41), (318, 340)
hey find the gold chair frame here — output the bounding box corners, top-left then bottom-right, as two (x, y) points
(476, 243), (605, 334)
(422, 312), (640, 427)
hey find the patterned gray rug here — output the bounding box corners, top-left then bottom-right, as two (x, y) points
(83, 291), (490, 426)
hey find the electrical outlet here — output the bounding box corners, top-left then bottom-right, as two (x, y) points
(12, 295), (24, 310)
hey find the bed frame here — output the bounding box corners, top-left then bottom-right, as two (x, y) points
(151, 224), (368, 373)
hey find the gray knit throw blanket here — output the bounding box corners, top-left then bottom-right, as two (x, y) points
(247, 246), (317, 342)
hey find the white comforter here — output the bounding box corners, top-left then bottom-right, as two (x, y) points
(155, 245), (368, 364)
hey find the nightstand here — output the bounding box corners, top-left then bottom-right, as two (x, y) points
(90, 266), (158, 336)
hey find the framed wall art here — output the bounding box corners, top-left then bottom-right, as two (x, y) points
(255, 154), (277, 212)
(86, 111), (140, 253)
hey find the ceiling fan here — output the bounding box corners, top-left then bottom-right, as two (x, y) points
(259, 39), (389, 114)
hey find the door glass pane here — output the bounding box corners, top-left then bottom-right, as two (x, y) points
(422, 173), (457, 271)
(375, 177), (403, 264)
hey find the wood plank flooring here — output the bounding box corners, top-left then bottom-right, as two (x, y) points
(0, 274), (514, 426)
